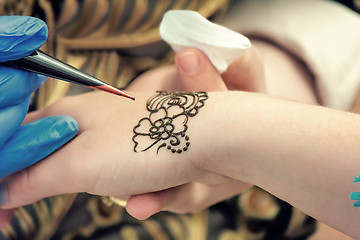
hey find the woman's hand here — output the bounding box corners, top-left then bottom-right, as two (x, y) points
(0, 46), (264, 215)
(1, 90), (214, 209)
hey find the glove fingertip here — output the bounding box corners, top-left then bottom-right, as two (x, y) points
(53, 115), (79, 139)
(16, 16), (48, 57)
(0, 16), (48, 62)
(28, 17), (48, 47)
(0, 116), (78, 179)
(27, 116), (78, 163)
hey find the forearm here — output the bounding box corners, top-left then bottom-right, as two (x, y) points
(195, 91), (360, 238)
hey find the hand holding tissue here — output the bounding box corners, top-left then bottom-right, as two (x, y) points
(160, 10), (251, 74)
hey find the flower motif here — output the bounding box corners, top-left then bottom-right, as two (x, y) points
(149, 117), (174, 140)
(133, 105), (188, 153)
(132, 91), (208, 154)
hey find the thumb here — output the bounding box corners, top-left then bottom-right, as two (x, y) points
(126, 180), (250, 220)
(222, 46), (266, 92)
(0, 16), (48, 62)
(0, 116), (78, 179)
(175, 48), (228, 92)
(126, 193), (163, 220)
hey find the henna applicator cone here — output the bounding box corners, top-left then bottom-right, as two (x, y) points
(6, 50), (135, 100)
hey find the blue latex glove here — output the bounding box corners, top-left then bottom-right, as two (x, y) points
(0, 16), (78, 179)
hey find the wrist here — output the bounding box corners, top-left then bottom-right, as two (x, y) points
(187, 91), (256, 183)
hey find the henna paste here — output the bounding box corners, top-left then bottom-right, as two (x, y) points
(132, 91), (208, 154)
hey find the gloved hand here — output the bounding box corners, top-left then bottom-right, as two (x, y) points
(0, 16), (78, 179)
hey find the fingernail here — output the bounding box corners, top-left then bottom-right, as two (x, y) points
(0, 182), (9, 206)
(177, 51), (200, 75)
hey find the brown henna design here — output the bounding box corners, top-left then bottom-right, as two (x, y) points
(132, 91), (208, 154)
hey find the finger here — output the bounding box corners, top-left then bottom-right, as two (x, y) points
(222, 46), (266, 92)
(0, 116), (78, 179)
(127, 65), (181, 92)
(0, 16), (48, 62)
(0, 130), (95, 208)
(0, 66), (48, 148)
(175, 48), (228, 92)
(0, 96), (31, 147)
(126, 180), (251, 219)
(126, 193), (163, 220)
(0, 65), (47, 108)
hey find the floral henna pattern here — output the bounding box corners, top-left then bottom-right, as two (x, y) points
(133, 91), (208, 154)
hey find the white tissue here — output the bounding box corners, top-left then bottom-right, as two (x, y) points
(160, 10), (251, 73)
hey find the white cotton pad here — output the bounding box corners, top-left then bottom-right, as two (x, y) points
(160, 10), (251, 73)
